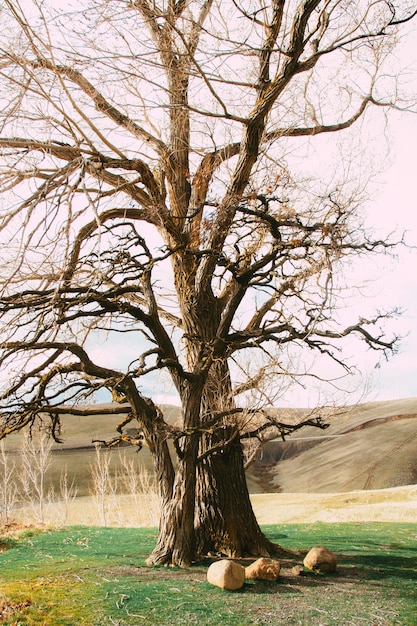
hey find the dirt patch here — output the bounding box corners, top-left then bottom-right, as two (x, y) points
(101, 560), (379, 595)
(0, 539), (14, 553)
(0, 522), (46, 538)
(105, 565), (143, 577)
(0, 596), (31, 620)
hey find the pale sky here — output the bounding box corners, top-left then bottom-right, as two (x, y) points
(2, 3), (416, 410)
(147, 110), (417, 409)
(360, 112), (417, 404)
(274, 110), (417, 408)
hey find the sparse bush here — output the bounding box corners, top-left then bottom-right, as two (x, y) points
(56, 468), (78, 525)
(90, 444), (116, 527)
(19, 431), (55, 523)
(117, 452), (160, 527)
(1, 436), (161, 528)
(0, 442), (18, 524)
(89, 445), (160, 527)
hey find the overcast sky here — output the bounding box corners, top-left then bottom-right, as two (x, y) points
(359, 112), (417, 404)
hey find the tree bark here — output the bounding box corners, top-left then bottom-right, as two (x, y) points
(195, 359), (277, 559)
(146, 377), (205, 567)
(146, 443), (198, 567)
(147, 252), (280, 566)
(195, 424), (276, 558)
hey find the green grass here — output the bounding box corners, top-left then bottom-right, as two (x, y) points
(1, 523), (416, 625)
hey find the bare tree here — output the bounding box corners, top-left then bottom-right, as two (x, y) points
(20, 431), (54, 524)
(0, 441), (18, 524)
(90, 443), (115, 527)
(57, 468), (78, 526)
(0, 0), (415, 565)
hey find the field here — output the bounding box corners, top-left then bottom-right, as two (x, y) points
(2, 397), (417, 504)
(1, 523), (416, 625)
(1, 397), (416, 529)
(9, 484), (417, 528)
(1, 398), (416, 624)
(1, 398), (416, 529)
(253, 397), (417, 493)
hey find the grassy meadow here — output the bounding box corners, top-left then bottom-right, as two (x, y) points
(1, 522), (416, 625)
(0, 399), (416, 624)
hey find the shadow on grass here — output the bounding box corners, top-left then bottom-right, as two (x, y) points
(340, 553), (417, 581)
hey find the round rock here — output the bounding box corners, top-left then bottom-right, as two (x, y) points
(207, 559), (245, 590)
(303, 545), (337, 573)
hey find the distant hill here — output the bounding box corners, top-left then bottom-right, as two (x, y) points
(250, 397), (417, 493)
(3, 398), (417, 495)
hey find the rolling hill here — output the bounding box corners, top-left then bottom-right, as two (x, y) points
(2, 398), (417, 496)
(252, 397), (417, 493)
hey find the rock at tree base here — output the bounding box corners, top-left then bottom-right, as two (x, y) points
(245, 558), (281, 581)
(303, 546), (337, 573)
(207, 560), (245, 590)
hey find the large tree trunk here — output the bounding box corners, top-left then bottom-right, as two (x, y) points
(148, 274), (277, 566)
(126, 363), (285, 566)
(148, 418), (275, 567)
(195, 424), (276, 558)
(194, 360), (276, 559)
(146, 444), (198, 567)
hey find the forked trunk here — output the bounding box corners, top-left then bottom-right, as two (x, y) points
(194, 360), (276, 559)
(148, 425), (275, 566)
(146, 379), (204, 567)
(146, 288), (276, 565)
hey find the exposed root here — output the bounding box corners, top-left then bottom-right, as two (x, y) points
(146, 548), (193, 568)
(270, 542), (303, 559)
(146, 540), (301, 568)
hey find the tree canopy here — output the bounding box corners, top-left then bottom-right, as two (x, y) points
(0, 0), (416, 565)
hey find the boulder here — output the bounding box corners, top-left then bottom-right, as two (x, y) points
(207, 559), (245, 590)
(303, 546), (337, 573)
(245, 558), (281, 581)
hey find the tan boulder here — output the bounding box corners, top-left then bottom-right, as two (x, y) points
(245, 558), (281, 581)
(303, 546), (337, 573)
(207, 559), (245, 590)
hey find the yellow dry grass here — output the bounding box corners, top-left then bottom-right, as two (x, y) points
(251, 484), (417, 524)
(10, 484), (416, 528)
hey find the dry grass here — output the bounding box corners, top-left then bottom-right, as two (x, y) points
(2, 398), (416, 531)
(251, 484), (417, 524)
(2, 398), (416, 497)
(8, 484), (416, 529)
(256, 397), (417, 493)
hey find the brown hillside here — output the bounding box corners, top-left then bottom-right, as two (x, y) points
(251, 398), (417, 493)
(2, 398), (416, 496)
